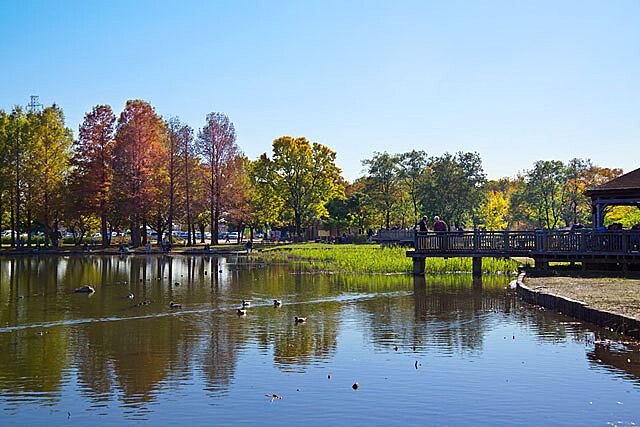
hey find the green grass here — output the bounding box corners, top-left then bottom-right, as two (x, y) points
(261, 244), (518, 274)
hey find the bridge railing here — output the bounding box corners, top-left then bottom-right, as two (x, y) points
(415, 230), (640, 254)
(376, 229), (415, 241)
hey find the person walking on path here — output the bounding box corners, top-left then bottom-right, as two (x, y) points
(418, 216), (429, 232)
(433, 216), (447, 232)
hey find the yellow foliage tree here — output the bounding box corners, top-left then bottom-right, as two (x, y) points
(479, 191), (509, 230)
(605, 206), (640, 228)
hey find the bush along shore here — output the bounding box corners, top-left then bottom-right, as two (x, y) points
(260, 245), (519, 274)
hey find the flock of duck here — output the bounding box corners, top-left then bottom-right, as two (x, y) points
(74, 285), (306, 322)
(236, 299), (307, 323)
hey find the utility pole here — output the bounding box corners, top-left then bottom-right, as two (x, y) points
(27, 95), (42, 112)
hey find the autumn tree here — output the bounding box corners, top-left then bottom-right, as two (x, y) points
(177, 122), (196, 245)
(226, 155), (254, 242)
(196, 112), (239, 245)
(74, 105), (116, 246)
(479, 191), (509, 230)
(162, 117), (186, 245)
(112, 100), (165, 247)
(191, 163), (210, 243)
(571, 162), (622, 226)
(256, 137), (343, 241)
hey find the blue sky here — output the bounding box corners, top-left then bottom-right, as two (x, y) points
(1, 0), (638, 181)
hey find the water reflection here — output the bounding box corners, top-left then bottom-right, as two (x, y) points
(0, 255), (639, 424)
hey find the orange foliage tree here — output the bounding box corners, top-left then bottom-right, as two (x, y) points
(196, 112), (240, 245)
(112, 100), (166, 247)
(74, 105), (116, 246)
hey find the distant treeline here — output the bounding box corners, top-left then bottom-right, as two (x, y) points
(0, 100), (635, 247)
(342, 152), (633, 232)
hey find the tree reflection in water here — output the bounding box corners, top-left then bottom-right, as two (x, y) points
(0, 255), (639, 421)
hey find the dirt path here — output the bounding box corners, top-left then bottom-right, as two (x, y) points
(526, 276), (640, 320)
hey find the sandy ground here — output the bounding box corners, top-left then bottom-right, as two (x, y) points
(526, 276), (640, 320)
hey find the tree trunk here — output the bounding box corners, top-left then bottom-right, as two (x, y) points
(213, 209), (220, 245)
(131, 219), (140, 247)
(26, 209), (31, 247)
(15, 128), (20, 248)
(294, 211), (301, 242)
(199, 223), (205, 243)
(101, 209), (108, 248)
(10, 201), (15, 248)
(186, 175), (192, 246)
(141, 220), (147, 245)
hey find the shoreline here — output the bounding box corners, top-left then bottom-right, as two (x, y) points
(516, 273), (640, 339)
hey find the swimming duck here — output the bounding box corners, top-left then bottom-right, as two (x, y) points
(169, 301), (182, 309)
(237, 308), (247, 316)
(294, 316), (306, 323)
(127, 293), (134, 299)
(242, 300), (251, 307)
(273, 299), (282, 307)
(74, 285), (95, 294)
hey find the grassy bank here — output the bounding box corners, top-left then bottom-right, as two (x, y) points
(263, 244), (518, 274)
(526, 276), (640, 320)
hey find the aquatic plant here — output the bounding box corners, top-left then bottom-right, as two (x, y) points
(261, 245), (518, 274)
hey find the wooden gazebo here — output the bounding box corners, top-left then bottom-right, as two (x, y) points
(585, 167), (640, 227)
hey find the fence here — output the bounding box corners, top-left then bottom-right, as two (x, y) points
(414, 230), (640, 254)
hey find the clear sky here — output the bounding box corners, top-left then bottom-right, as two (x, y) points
(1, 0), (638, 181)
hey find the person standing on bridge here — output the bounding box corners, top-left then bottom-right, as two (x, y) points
(433, 216), (447, 232)
(418, 216), (429, 232)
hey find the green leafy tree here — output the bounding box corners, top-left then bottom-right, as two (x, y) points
(362, 152), (400, 229)
(397, 150), (428, 226)
(5, 107), (28, 246)
(248, 154), (283, 232)
(511, 160), (566, 229)
(0, 110), (11, 236)
(260, 136), (343, 241)
(29, 104), (73, 245)
(419, 152), (486, 229)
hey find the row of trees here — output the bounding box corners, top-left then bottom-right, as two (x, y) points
(0, 99), (635, 247)
(0, 101), (345, 246)
(324, 152), (632, 232)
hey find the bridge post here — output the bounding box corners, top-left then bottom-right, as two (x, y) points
(472, 257), (482, 278)
(412, 257), (425, 275)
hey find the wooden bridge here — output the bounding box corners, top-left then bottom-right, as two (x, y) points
(407, 230), (640, 275)
(374, 229), (415, 247)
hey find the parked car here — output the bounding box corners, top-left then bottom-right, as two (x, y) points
(228, 232), (239, 240)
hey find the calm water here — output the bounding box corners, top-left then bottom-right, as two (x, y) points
(0, 255), (639, 426)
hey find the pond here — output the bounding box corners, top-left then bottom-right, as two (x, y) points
(0, 255), (638, 425)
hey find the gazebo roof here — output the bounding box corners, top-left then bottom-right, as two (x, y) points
(585, 167), (640, 196)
